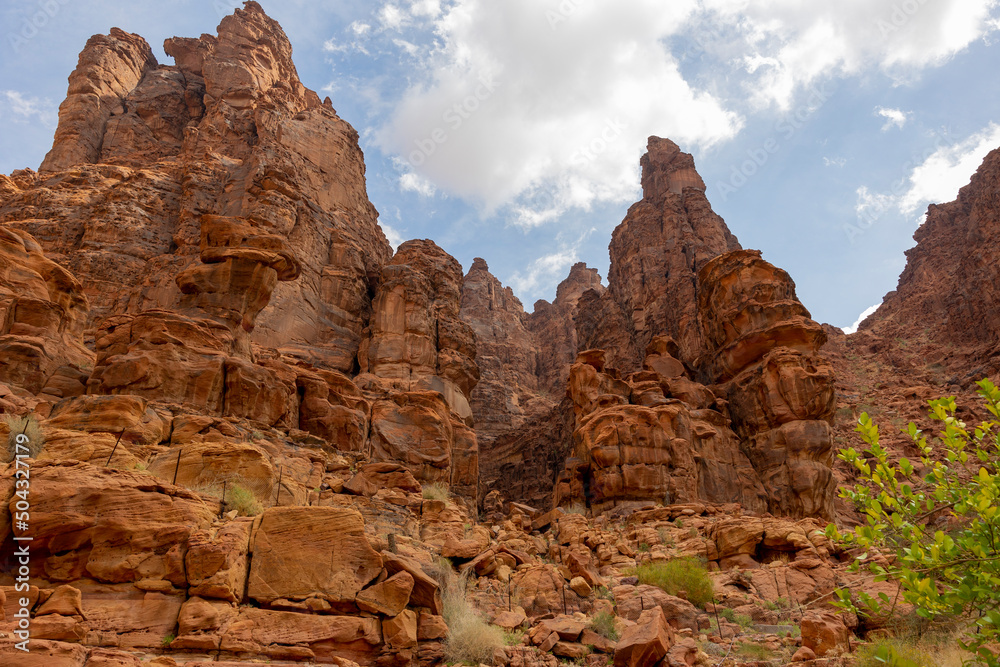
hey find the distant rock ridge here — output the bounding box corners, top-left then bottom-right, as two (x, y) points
(861, 144), (1000, 376)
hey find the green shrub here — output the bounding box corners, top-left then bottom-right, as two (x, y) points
(161, 633), (175, 647)
(719, 608), (736, 623)
(636, 542), (650, 553)
(632, 557), (714, 607)
(830, 380), (1000, 665)
(437, 556), (505, 664)
(503, 629), (524, 645)
(589, 610), (619, 641)
(225, 482), (263, 517)
(854, 638), (932, 667)
(735, 642), (770, 659)
(593, 585), (615, 601)
(734, 612), (753, 629)
(3, 413), (45, 461)
(422, 482), (450, 502)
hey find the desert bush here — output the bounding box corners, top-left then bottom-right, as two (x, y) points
(854, 636), (969, 667)
(225, 482), (263, 517)
(437, 556), (505, 664)
(735, 642), (771, 659)
(632, 557), (714, 607)
(422, 482), (450, 502)
(589, 610), (619, 641)
(562, 502), (587, 515)
(3, 413), (45, 461)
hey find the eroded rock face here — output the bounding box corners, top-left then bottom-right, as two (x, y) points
(698, 250), (837, 518)
(361, 239), (479, 423)
(1, 1), (391, 373)
(861, 144), (1000, 372)
(527, 262), (605, 397)
(0, 226), (93, 405)
(87, 214), (300, 428)
(576, 137), (740, 369)
(461, 258), (554, 448)
(554, 345), (768, 513)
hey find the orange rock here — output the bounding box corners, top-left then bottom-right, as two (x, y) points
(36, 585), (84, 618)
(699, 250), (837, 518)
(614, 606), (675, 667)
(356, 571), (414, 616)
(382, 552), (444, 615)
(185, 520), (252, 602)
(247, 507), (383, 606)
(383, 609), (418, 648)
(361, 239), (479, 422)
(800, 609), (851, 657)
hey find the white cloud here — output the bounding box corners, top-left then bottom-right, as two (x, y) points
(378, 4), (408, 31)
(855, 185), (895, 218)
(508, 246), (581, 297)
(704, 0), (1000, 109)
(876, 106), (909, 131)
(380, 223), (405, 250)
(409, 0), (441, 18)
(1, 91), (57, 127)
(353, 0), (999, 227)
(842, 303), (880, 334)
(374, 0), (742, 225)
(898, 122), (1000, 215)
(399, 170), (436, 196)
(823, 156), (847, 167)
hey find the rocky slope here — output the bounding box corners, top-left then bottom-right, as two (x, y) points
(859, 144), (1000, 378)
(2, 2), (995, 666)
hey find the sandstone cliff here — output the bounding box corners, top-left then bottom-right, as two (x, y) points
(860, 144), (1000, 378)
(576, 137), (740, 369)
(1, 1), (391, 374)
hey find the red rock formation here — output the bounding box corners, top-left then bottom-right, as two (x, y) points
(577, 137), (740, 370)
(359, 239), (481, 495)
(0, 225), (93, 407)
(528, 262), (605, 397)
(698, 250), (836, 518)
(460, 257), (552, 447)
(1, 1), (391, 373)
(87, 214), (301, 428)
(553, 345), (768, 513)
(861, 145), (1000, 374)
(361, 239), (479, 423)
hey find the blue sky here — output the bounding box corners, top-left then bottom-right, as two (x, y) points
(2, 0), (999, 331)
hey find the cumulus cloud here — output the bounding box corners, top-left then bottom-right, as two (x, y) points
(706, 0), (1000, 109)
(346, 0), (999, 228)
(380, 222), (405, 251)
(876, 106), (909, 130)
(848, 122), (1000, 241)
(842, 303), (880, 334)
(507, 246), (581, 297)
(897, 122), (1000, 215)
(374, 0), (742, 225)
(0, 91), (57, 127)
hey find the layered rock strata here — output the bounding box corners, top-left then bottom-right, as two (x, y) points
(1, 1), (391, 373)
(552, 342), (769, 514)
(697, 250), (837, 518)
(576, 137), (740, 369)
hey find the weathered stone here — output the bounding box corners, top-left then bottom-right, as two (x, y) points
(248, 507), (383, 606)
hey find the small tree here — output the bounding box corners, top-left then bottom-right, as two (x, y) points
(827, 379), (1000, 666)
